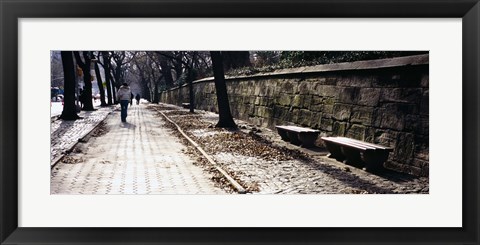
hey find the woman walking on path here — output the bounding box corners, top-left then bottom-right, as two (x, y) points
(116, 83), (132, 122)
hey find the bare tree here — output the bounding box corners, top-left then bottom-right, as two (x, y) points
(93, 52), (107, 106)
(210, 51), (236, 128)
(59, 51), (80, 120)
(74, 51), (94, 111)
(100, 51), (114, 105)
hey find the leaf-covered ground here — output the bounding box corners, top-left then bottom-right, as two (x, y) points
(149, 103), (429, 194)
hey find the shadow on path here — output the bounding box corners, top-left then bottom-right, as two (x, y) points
(120, 121), (136, 129)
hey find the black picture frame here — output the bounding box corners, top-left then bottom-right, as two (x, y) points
(1, 0), (478, 244)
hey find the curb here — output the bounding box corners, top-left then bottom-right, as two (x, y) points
(157, 110), (247, 194)
(50, 108), (114, 170)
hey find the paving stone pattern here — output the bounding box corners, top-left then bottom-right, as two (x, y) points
(50, 107), (113, 165)
(50, 104), (226, 194)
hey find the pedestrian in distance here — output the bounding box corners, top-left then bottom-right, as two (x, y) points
(130, 93), (134, 106)
(135, 94), (140, 105)
(79, 88), (86, 109)
(116, 83), (132, 122)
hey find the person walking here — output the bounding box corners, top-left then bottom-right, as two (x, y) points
(135, 94), (140, 105)
(116, 83), (132, 122)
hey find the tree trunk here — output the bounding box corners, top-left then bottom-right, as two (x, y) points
(102, 51), (113, 105)
(74, 51), (94, 111)
(210, 51), (236, 128)
(153, 81), (159, 103)
(94, 62), (107, 106)
(141, 79), (151, 102)
(110, 69), (118, 104)
(159, 55), (174, 89)
(188, 52), (197, 113)
(59, 51), (80, 120)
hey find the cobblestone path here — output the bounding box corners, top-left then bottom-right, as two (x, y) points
(50, 103), (226, 194)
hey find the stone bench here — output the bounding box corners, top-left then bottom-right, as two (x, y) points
(275, 125), (320, 148)
(321, 136), (393, 171)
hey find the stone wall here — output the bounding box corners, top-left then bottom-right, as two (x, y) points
(160, 54), (429, 176)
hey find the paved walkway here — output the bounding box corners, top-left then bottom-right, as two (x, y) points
(50, 103), (226, 194)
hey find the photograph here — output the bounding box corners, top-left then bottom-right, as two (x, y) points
(50, 50), (430, 195)
(2, 0), (478, 243)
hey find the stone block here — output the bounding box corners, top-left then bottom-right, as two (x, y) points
(393, 133), (414, 164)
(273, 106), (284, 118)
(282, 80), (295, 93)
(380, 113), (404, 131)
(414, 136), (429, 161)
(381, 88), (422, 104)
(320, 117), (333, 131)
(325, 77), (338, 85)
(299, 110), (313, 126)
(420, 90), (429, 115)
(245, 105), (255, 117)
(322, 104), (334, 115)
(256, 106), (266, 117)
(379, 105), (405, 131)
(249, 96), (256, 105)
(262, 97), (270, 106)
(291, 109), (300, 123)
(338, 87), (359, 104)
(308, 79), (325, 88)
(303, 95), (313, 109)
(350, 107), (374, 125)
(311, 113), (321, 128)
(374, 129), (398, 148)
(298, 82), (311, 95)
(292, 95), (303, 108)
(310, 77), (336, 86)
(310, 104), (323, 113)
(346, 124), (366, 140)
(265, 108), (273, 119)
(312, 95), (323, 105)
(277, 94), (292, 106)
(316, 85), (339, 97)
(357, 88), (381, 106)
(324, 97), (335, 105)
(337, 75), (374, 87)
(332, 121), (347, 136)
(364, 127), (376, 143)
(266, 84), (277, 97)
(332, 104), (351, 121)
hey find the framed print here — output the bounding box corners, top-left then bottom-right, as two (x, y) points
(1, 0), (479, 244)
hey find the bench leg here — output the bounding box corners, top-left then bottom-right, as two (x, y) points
(298, 132), (319, 148)
(276, 128), (290, 142)
(362, 151), (389, 172)
(287, 131), (302, 145)
(341, 146), (365, 168)
(324, 141), (345, 161)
